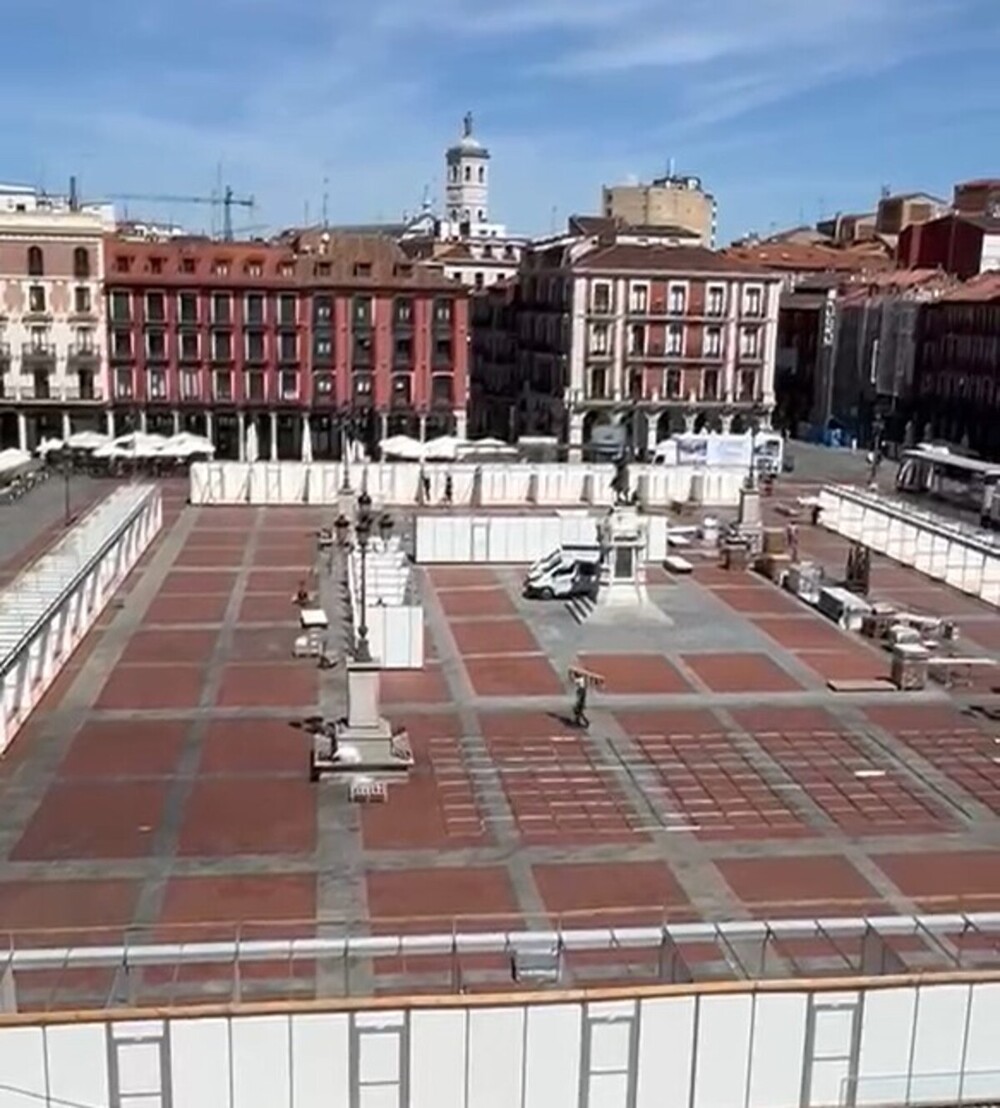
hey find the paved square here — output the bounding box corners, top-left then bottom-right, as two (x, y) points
(752, 615), (855, 651)
(59, 720), (188, 778)
(145, 593), (230, 624)
(450, 618), (539, 656)
(533, 862), (694, 925)
(159, 570), (236, 596)
(717, 856), (882, 916)
(682, 652), (803, 693)
(427, 567), (499, 588)
(216, 663), (317, 708)
(437, 587), (517, 618)
(199, 719), (309, 774)
(0, 879), (139, 939)
(710, 585), (802, 614)
(464, 655), (563, 697)
(158, 875), (316, 938)
(238, 593), (299, 623)
(120, 628), (218, 666)
(485, 732), (648, 843)
(367, 867), (519, 931)
(178, 779), (316, 856)
(795, 649), (889, 682)
(97, 665), (205, 710)
(228, 627), (297, 662)
(11, 782), (169, 860)
(577, 653), (690, 694)
(630, 731), (807, 839)
(175, 545), (242, 568)
(873, 851), (1000, 912)
(246, 569), (308, 594)
(380, 666), (451, 704)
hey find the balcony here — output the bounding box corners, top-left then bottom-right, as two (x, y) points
(67, 344), (100, 371)
(21, 344), (56, 372)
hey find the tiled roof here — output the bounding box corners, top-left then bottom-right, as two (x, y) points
(724, 240), (892, 274)
(578, 242), (773, 275)
(941, 272), (1000, 302)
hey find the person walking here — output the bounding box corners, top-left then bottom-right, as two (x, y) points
(572, 671), (589, 729)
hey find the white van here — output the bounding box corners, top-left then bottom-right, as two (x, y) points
(524, 559), (601, 600)
(526, 544), (602, 584)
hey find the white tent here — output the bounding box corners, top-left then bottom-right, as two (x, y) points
(66, 431), (111, 452)
(423, 435), (464, 461)
(245, 422), (260, 464)
(161, 433), (215, 458)
(380, 435), (423, 461)
(0, 448), (31, 477)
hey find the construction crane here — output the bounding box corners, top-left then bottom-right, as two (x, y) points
(105, 186), (255, 241)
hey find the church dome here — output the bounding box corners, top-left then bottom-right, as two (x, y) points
(447, 113), (490, 159)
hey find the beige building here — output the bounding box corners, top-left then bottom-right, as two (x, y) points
(874, 191), (949, 238)
(0, 185), (114, 450)
(601, 174), (716, 246)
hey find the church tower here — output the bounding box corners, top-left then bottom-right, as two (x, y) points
(444, 112), (490, 227)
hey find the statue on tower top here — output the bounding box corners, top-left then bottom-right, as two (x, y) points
(463, 111), (474, 138)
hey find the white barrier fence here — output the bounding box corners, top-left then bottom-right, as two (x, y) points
(0, 485), (162, 752)
(414, 512), (671, 565)
(818, 486), (1000, 607)
(2, 976), (999, 1108)
(190, 462), (747, 509)
(346, 537), (423, 669)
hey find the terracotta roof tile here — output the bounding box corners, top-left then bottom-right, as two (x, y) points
(578, 242), (773, 275)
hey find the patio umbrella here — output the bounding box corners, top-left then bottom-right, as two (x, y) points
(66, 431), (111, 451)
(423, 435), (463, 461)
(380, 435), (423, 461)
(36, 437), (65, 456)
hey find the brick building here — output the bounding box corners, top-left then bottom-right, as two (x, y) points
(103, 231), (468, 459)
(0, 186), (113, 451)
(897, 213), (1000, 278)
(909, 274), (1000, 459)
(472, 232), (783, 458)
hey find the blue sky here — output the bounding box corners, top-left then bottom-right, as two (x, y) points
(2, 0), (998, 242)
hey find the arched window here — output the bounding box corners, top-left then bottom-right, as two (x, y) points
(73, 247), (90, 279)
(27, 245), (43, 276)
(477, 210), (485, 221)
(478, 166), (485, 182)
(464, 166), (471, 182)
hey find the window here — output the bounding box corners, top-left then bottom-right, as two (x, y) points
(314, 295), (333, 324)
(354, 333), (373, 364)
(739, 369), (757, 401)
(707, 285), (726, 316)
(75, 328), (95, 353)
(434, 337), (453, 364)
(246, 371), (265, 401)
(27, 245), (44, 276)
(212, 293), (232, 324)
(391, 374), (412, 405)
(703, 368), (720, 400)
(146, 331), (166, 361)
(668, 284), (687, 314)
(590, 324), (610, 355)
(583, 1009), (636, 1108)
(149, 257), (163, 276)
(112, 331), (132, 359)
(28, 286), (46, 313)
(73, 247), (90, 279)
(214, 370), (233, 400)
(477, 210), (484, 222)
(353, 262), (372, 277)
(180, 370), (200, 399)
(393, 297), (413, 326)
(740, 327), (761, 358)
(115, 256), (132, 274)
(279, 294), (298, 325)
(667, 323), (684, 356)
(478, 166), (485, 182)
(245, 293), (265, 325)
(313, 335), (333, 362)
(213, 259), (230, 276)
(394, 336), (413, 363)
(591, 282), (611, 314)
(474, 272), (484, 290)
(665, 368), (682, 398)
(212, 331), (232, 362)
(246, 332), (265, 362)
(744, 286), (764, 318)
(179, 332), (199, 362)
(588, 366), (608, 399)
(146, 291), (166, 323)
(115, 368), (133, 399)
(246, 261), (263, 278)
(28, 326), (49, 352)
(280, 370), (298, 399)
(449, 165), (457, 183)
(74, 286), (92, 314)
(433, 299), (452, 325)
(110, 291), (131, 322)
(629, 324), (646, 356)
(279, 333), (298, 362)
(178, 292), (198, 324)
(629, 283), (648, 313)
(315, 261), (331, 277)
(432, 374), (453, 405)
(148, 368), (167, 400)
(464, 165), (471, 181)
(181, 258), (196, 274)
(353, 372), (373, 401)
(314, 371), (334, 397)
(628, 368), (644, 399)
(279, 262), (294, 278)
(704, 326), (722, 358)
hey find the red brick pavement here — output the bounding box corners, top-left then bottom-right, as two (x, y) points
(450, 619), (540, 656)
(215, 663), (318, 709)
(97, 666), (205, 710)
(577, 653), (691, 695)
(177, 779), (317, 856)
(59, 720), (188, 778)
(682, 652), (803, 693)
(464, 655), (563, 697)
(437, 587), (517, 618)
(716, 855), (883, 917)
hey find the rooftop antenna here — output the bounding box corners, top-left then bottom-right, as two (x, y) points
(322, 176), (329, 229)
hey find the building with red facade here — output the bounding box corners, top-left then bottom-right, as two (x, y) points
(897, 213), (1000, 279)
(103, 231), (468, 459)
(471, 230), (783, 458)
(909, 273), (1000, 459)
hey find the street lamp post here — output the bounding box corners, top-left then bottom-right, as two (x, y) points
(354, 492), (374, 662)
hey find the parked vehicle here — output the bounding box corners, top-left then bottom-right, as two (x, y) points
(524, 558), (601, 600)
(525, 544), (602, 584)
